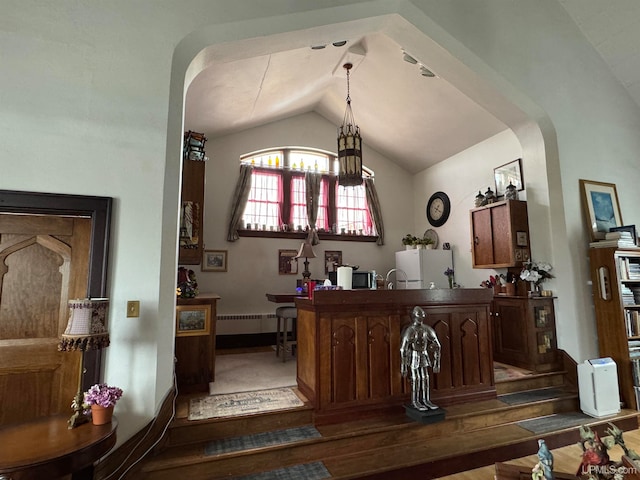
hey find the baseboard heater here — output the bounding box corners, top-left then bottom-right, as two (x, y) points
(217, 313), (276, 321)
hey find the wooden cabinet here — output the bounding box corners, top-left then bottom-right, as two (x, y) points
(179, 157), (206, 265)
(175, 294), (219, 393)
(296, 289), (495, 424)
(470, 200), (531, 269)
(492, 296), (559, 372)
(588, 247), (640, 410)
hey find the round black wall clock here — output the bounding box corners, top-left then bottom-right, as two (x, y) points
(426, 191), (451, 227)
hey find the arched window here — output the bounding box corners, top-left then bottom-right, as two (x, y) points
(238, 147), (376, 240)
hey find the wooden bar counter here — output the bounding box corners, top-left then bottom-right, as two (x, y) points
(294, 288), (495, 424)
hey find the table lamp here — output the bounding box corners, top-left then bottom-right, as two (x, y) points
(295, 242), (316, 280)
(58, 298), (110, 428)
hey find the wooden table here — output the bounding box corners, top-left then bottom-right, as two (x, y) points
(0, 414), (117, 480)
(265, 293), (300, 303)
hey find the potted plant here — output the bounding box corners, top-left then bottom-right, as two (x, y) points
(402, 234), (418, 249)
(83, 383), (123, 425)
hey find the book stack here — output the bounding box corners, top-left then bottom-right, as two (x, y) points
(622, 285), (636, 305)
(590, 230), (637, 248)
(626, 310), (640, 335)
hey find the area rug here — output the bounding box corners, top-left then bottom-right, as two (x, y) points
(205, 425), (321, 456)
(210, 351), (297, 395)
(189, 387), (303, 420)
(232, 461), (331, 480)
(517, 412), (594, 434)
(494, 362), (533, 382)
(499, 387), (566, 406)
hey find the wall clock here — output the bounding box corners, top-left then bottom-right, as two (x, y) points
(426, 191), (451, 227)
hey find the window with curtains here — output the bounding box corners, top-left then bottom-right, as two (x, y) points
(238, 148), (376, 241)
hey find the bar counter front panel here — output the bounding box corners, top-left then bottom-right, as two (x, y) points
(295, 288), (495, 424)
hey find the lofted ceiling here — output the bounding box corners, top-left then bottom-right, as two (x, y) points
(185, 3), (640, 174)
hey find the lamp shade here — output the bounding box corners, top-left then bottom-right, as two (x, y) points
(58, 298), (110, 352)
(295, 242), (316, 259)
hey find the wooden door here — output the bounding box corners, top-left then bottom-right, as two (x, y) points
(0, 213), (92, 425)
(471, 208), (494, 266)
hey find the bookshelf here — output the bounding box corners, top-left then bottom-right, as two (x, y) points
(588, 246), (640, 410)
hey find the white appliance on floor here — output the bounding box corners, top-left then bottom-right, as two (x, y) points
(577, 357), (621, 417)
(395, 249), (453, 289)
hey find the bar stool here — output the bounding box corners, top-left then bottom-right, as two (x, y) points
(275, 306), (297, 362)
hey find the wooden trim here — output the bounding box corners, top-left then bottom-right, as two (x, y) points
(94, 383), (177, 480)
(238, 229), (378, 242)
(0, 189), (112, 390)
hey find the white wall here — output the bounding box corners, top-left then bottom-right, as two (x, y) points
(195, 112), (414, 323)
(4, 0), (640, 450)
(413, 130), (523, 289)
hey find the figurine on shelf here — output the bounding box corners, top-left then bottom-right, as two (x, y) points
(475, 190), (486, 207)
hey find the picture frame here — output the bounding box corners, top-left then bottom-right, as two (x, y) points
(202, 249), (227, 272)
(610, 224), (637, 246)
(516, 231), (528, 247)
(579, 179), (623, 241)
(494, 158), (524, 197)
(278, 249), (298, 275)
(324, 250), (342, 274)
(175, 304), (211, 337)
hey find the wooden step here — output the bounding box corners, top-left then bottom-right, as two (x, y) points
(138, 385), (587, 479)
(495, 370), (568, 395)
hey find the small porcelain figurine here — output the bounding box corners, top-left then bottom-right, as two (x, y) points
(474, 190), (485, 207)
(505, 182), (518, 200)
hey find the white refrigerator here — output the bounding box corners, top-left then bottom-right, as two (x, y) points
(395, 249), (453, 289)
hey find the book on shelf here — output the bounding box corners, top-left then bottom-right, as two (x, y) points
(635, 386), (640, 410)
(633, 359), (640, 387)
(590, 238), (637, 248)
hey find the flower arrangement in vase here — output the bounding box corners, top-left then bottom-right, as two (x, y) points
(520, 261), (553, 296)
(177, 266), (199, 298)
(444, 268), (455, 289)
(83, 383), (123, 425)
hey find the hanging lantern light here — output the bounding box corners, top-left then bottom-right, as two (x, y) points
(337, 63), (363, 186)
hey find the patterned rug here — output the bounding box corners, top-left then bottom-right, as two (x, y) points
(232, 461), (331, 480)
(205, 425), (322, 456)
(189, 387), (304, 420)
(516, 412), (594, 434)
(499, 387), (567, 406)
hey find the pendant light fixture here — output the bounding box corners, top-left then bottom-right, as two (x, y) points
(337, 62), (363, 186)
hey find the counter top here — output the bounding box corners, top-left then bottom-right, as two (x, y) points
(296, 288), (492, 307)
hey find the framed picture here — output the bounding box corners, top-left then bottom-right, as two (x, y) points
(516, 231), (528, 247)
(324, 250), (342, 274)
(494, 158), (524, 197)
(579, 179), (623, 241)
(278, 249), (298, 275)
(202, 249), (227, 272)
(610, 225), (637, 246)
(176, 305), (211, 337)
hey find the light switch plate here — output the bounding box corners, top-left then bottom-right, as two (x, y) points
(127, 300), (140, 318)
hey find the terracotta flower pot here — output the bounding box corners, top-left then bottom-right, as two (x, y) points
(91, 405), (114, 425)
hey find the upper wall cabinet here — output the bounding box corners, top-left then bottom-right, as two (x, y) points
(470, 199), (530, 269)
(179, 131), (207, 265)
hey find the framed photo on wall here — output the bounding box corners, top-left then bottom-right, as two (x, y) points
(579, 179), (623, 241)
(202, 249), (227, 272)
(278, 249), (298, 275)
(324, 250), (342, 274)
(176, 305), (211, 337)
(494, 158), (524, 197)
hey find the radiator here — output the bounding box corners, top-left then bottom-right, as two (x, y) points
(216, 313), (277, 335)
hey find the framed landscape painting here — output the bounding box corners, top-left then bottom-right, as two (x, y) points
(176, 305), (211, 337)
(579, 179), (623, 241)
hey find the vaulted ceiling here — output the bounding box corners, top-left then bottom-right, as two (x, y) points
(184, 3), (640, 174)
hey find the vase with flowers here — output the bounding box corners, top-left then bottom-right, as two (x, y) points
(520, 260), (554, 296)
(177, 266), (199, 298)
(444, 268), (455, 289)
(83, 383), (123, 425)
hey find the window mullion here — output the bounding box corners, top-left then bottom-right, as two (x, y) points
(282, 170), (292, 227)
(327, 176), (337, 230)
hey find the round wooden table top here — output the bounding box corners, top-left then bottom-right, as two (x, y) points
(0, 414), (117, 479)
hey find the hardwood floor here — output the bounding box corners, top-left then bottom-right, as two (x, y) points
(436, 429), (640, 479)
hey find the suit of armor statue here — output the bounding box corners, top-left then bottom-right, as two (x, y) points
(400, 306), (441, 410)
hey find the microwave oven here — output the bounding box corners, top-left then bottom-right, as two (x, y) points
(328, 270), (375, 289)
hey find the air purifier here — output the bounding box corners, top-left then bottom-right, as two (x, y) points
(577, 357), (621, 417)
